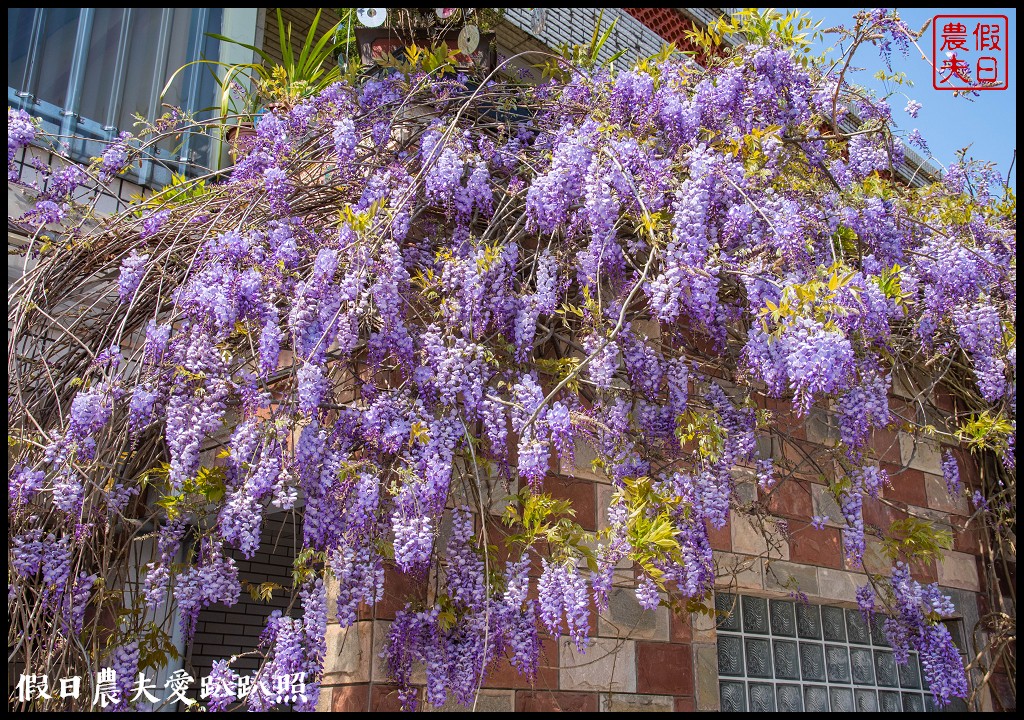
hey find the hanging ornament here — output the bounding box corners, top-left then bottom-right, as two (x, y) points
(356, 8), (387, 28)
(458, 24), (480, 54)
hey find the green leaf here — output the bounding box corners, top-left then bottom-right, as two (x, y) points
(957, 410), (1014, 456)
(883, 517), (953, 564)
(243, 579), (287, 603)
(438, 609), (457, 631)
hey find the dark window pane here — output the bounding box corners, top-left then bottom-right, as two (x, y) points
(30, 8), (81, 108)
(116, 9), (166, 134)
(851, 647), (875, 685)
(804, 685), (829, 712)
(153, 9), (194, 153)
(946, 696), (968, 712)
(855, 689), (879, 711)
(870, 613), (889, 645)
(716, 593), (740, 631)
(800, 642), (826, 682)
(846, 608), (871, 645)
(777, 684), (803, 712)
(899, 653), (922, 689)
(194, 12), (223, 123)
(718, 635), (744, 677)
(773, 640), (800, 680)
(720, 681), (747, 712)
(8, 8), (37, 92)
(879, 690), (902, 711)
(742, 595), (769, 634)
(769, 599), (796, 636)
(78, 8), (124, 126)
(185, 9), (223, 168)
(874, 650), (898, 687)
(749, 683), (775, 712)
(822, 605), (846, 641)
(902, 693), (924, 712)
(825, 644), (851, 683)
(744, 638), (772, 678)
(796, 602), (822, 639)
(829, 687), (854, 712)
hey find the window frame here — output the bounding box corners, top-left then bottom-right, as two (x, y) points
(8, 8), (222, 186)
(714, 592), (965, 713)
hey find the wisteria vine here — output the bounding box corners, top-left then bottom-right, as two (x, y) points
(7, 10), (1015, 712)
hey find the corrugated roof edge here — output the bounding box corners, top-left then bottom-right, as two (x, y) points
(839, 114), (941, 188)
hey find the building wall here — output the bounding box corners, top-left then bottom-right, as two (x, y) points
(8, 7), (996, 712)
(189, 513), (303, 683)
(258, 7), (342, 70)
(696, 380), (989, 711)
(312, 375), (990, 711)
(317, 453), (700, 712)
(502, 8), (666, 67)
(624, 8), (709, 54)
(224, 9), (986, 711)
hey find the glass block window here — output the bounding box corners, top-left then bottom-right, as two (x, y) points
(716, 593), (944, 713)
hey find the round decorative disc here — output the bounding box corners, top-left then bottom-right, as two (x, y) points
(458, 24), (480, 54)
(357, 8), (387, 28)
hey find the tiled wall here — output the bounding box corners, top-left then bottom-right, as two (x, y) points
(313, 375), (989, 711)
(695, 380), (989, 711)
(188, 513), (303, 683)
(318, 454), (700, 712)
(8, 144), (146, 218)
(9, 7), (993, 709)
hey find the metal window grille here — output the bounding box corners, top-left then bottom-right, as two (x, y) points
(8, 8), (223, 186)
(715, 593), (965, 712)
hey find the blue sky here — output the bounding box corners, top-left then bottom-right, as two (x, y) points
(799, 7), (1017, 188)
